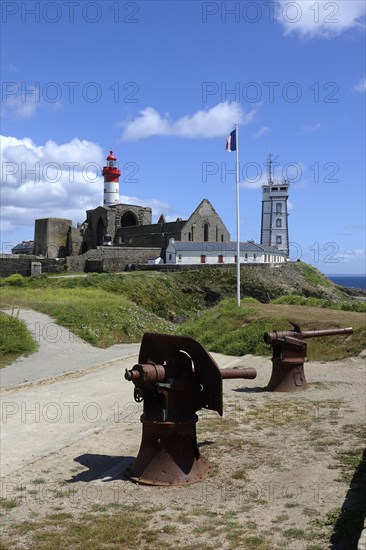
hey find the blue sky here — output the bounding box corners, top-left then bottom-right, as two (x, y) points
(1, 0), (365, 274)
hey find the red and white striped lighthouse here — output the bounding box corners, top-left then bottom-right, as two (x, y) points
(102, 150), (121, 206)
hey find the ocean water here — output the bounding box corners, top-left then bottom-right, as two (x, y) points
(326, 275), (366, 290)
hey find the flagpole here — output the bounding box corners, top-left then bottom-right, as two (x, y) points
(235, 123), (240, 307)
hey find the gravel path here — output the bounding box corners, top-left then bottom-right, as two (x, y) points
(0, 308), (140, 388)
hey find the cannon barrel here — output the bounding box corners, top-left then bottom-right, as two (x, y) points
(220, 367), (257, 380)
(264, 327), (353, 345)
(125, 364), (257, 384)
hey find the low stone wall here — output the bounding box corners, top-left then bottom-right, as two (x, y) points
(66, 247), (162, 273)
(0, 255), (66, 278)
(0, 256), (31, 277)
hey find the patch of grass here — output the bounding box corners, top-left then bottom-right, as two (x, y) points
(0, 498), (19, 510)
(295, 263), (333, 287)
(335, 447), (365, 483)
(272, 514), (289, 523)
(162, 524), (177, 534)
(284, 528), (306, 538)
(273, 294), (366, 313)
(231, 469), (248, 480)
(242, 534), (272, 549)
(91, 504), (107, 512)
(178, 297), (284, 356)
(10, 521), (36, 535)
(46, 512), (73, 520)
(5, 506), (209, 550)
(341, 423), (366, 441)
(142, 529), (159, 543)
(31, 478), (46, 485)
(306, 428), (340, 451)
(247, 399), (341, 428)
(303, 508), (320, 517)
(0, 311), (37, 368)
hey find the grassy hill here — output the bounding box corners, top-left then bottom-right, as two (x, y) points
(0, 264), (364, 364)
(178, 297), (365, 360)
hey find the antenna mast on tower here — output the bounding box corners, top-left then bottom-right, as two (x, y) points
(267, 153), (273, 185)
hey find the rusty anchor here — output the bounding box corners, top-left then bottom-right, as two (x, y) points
(263, 324), (353, 392)
(124, 333), (257, 486)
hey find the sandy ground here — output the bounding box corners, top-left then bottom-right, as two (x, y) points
(0, 311), (365, 549)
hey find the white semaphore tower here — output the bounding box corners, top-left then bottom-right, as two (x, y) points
(260, 154), (290, 256)
(102, 150), (121, 206)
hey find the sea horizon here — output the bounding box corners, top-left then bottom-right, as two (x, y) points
(325, 274), (366, 290)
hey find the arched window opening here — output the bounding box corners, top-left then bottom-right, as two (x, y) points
(121, 211), (138, 227)
(204, 223), (209, 242)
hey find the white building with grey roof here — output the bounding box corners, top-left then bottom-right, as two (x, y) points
(165, 239), (286, 265)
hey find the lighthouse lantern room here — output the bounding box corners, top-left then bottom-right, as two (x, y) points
(102, 150), (121, 206)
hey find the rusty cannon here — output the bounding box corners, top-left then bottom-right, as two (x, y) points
(124, 332), (257, 486)
(263, 324), (353, 392)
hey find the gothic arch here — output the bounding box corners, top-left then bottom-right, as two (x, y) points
(121, 211), (138, 227)
(203, 222), (209, 242)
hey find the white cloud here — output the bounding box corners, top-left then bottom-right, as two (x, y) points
(0, 135), (106, 237)
(343, 224), (366, 232)
(0, 135), (182, 242)
(300, 122), (326, 133)
(337, 248), (366, 262)
(240, 158), (304, 189)
(353, 76), (366, 93)
(253, 126), (272, 139)
(1, 63), (19, 73)
(275, 0), (365, 38)
(1, 84), (62, 120)
(119, 102), (258, 141)
(2, 92), (40, 119)
(119, 195), (172, 219)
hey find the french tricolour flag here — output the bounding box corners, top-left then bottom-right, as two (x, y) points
(225, 129), (236, 152)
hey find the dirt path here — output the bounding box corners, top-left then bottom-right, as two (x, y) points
(0, 308), (140, 388)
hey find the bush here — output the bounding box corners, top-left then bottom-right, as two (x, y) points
(0, 312), (37, 367)
(0, 274), (27, 287)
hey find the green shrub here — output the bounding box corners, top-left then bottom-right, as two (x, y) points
(0, 312), (37, 367)
(0, 274), (27, 287)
